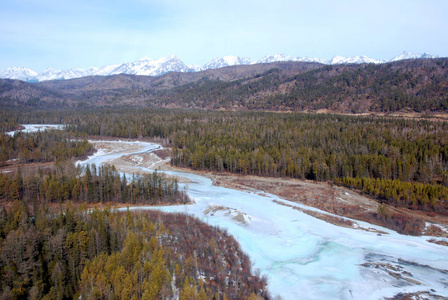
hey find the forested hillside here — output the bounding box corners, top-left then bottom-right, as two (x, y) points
(1, 58), (447, 114)
(147, 59), (448, 112)
(0, 203), (268, 299)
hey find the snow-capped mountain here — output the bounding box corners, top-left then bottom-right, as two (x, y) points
(34, 55), (192, 80)
(324, 55), (385, 65)
(187, 64), (205, 72)
(0, 67), (38, 81)
(203, 56), (252, 70)
(0, 51), (442, 82)
(93, 64), (121, 76)
(101, 55), (193, 77)
(37, 67), (99, 81)
(257, 54), (299, 64)
(389, 51), (438, 62)
(295, 56), (325, 63)
(256, 54), (385, 65)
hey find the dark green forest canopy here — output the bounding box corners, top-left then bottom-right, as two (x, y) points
(0, 162), (190, 206)
(0, 129), (95, 166)
(2, 107), (448, 213)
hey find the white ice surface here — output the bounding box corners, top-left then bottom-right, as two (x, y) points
(77, 141), (448, 299)
(6, 124), (65, 136)
(76, 140), (162, 167)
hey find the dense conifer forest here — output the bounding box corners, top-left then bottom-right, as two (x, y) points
(0, 129), (95, 166)
(0, 203), (268, 299)
(2, 107), (448, 214)
(0, 162), (189, 206)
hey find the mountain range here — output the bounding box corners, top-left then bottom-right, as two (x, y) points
(0, 51), (440, 82)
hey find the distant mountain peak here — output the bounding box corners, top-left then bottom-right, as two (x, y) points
(203, 56), (253, 70)
(390, 51), (438, 62)
(0, 67), (38, 81)
(0, 51), (442, 82)
(257, 54), (295, 64)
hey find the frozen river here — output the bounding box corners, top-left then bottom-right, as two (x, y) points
(6, 124), (66, 136)
(76, 140), (448, 299)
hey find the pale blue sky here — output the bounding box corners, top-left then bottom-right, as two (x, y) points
(1, 0), (447, 72)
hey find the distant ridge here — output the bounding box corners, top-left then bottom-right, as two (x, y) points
(0, 51), (440, 82)
(1, 57), (447, 113)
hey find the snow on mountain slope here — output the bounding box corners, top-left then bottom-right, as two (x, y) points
(36, 67), (99, 81)
(343, 55), (386, 64)
(103, 55), (193, 77)
(33, 68), (63, 81)
(257, 54), (297, 64)
(257, 54), (384, 65)
(0, 51), (442, 82)
(324, 55), (385, 65)
(187, 64), (205, 72)
(326, 55), (349, 65)
(390, 51), (439, 62)
(295, 56), (325, 63)
(92, 64), (120, 76)
(0, 67), (38, 81)
(203, 55), (252, 69)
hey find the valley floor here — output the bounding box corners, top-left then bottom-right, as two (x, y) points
(94, 141), (448, 239)
(50, 138), (448, 299)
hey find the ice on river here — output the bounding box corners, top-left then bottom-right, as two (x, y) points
(79, 141), (448, 299)
(6, 124), (65, 136)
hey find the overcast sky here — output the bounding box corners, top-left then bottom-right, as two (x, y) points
(1, 0), (447, 72)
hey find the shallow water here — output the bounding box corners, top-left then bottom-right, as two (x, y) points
(78, 140), (448, 299)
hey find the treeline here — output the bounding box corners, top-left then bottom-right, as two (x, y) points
(162, 112), (447, 182)
(0, 129), (95, 166)
(168, 112), (448, 211)
(0, 202), (268, 299)
(0, 162), (189, 206)
(335, 177), (448, 212)
(0, 120), (21, 133)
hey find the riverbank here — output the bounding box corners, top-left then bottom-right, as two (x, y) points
(174, 166), (448, 238)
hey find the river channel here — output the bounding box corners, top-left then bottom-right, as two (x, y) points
(72, 139), (448, 300)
